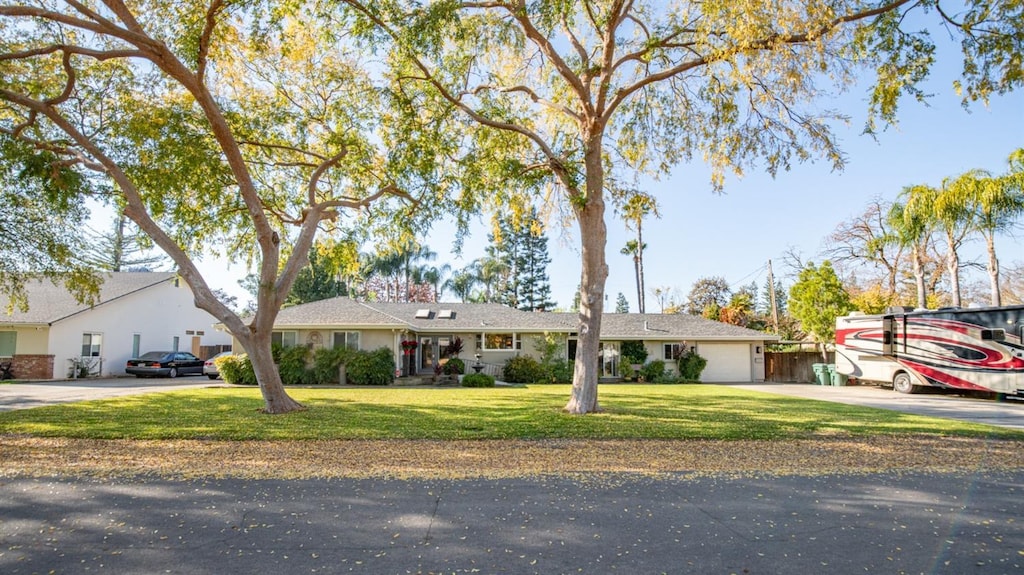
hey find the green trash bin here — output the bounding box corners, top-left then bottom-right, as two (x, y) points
(829, 364), (848, 386)
(811, 363), (828, 385)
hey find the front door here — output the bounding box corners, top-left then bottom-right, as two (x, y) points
(600, 342), (620, 378)
(419, 336), (435, 373)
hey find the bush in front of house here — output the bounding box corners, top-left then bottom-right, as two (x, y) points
(503, 355), (546, 384)
(677, 350), (708, 382)
(546, 358), (573, 383)
(443, 357), (465, 375)
(461, 373), (495, 387)
(277, 345), (314, 386)
(311, 347), (355, 384)
(216, 353), (257, 386)
(345, 347), (395, 386)
(639, 359), (666, 382)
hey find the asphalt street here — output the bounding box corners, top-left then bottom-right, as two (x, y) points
(2, 471), (1022, 574)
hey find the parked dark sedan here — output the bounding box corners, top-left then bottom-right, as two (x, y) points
(126, 351), (204, 378)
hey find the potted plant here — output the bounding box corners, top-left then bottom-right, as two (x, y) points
(444, 336), (464, 358)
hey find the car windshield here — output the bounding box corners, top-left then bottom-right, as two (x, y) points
(137, 352), (170, 360)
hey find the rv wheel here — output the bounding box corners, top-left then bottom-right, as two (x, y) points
(893, 372), (918, 394)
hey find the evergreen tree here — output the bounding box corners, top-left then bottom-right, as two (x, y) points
(286, 246), (349, 305)
(615, 292), (630, 313)
(488, 207), (556, 311)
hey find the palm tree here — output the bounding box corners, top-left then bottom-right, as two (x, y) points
(473, 256), (509, 303)
(956, 150), (1024, 306)
(906, 181), (973, 308)
(887, 192), (935, 309)
(420, 263), (452, 302)
(445, 268), (479, 303)
(619, 193), (658, 313)
(620, 240), (647, 313)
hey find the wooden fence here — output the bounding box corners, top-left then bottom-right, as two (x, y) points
(765, 351), (834, 383)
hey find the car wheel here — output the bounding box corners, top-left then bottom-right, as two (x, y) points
(893, 372), (919, 394)
(168, 367), (178, 379)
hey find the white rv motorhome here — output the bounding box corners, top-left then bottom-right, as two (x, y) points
(835, 305), (1024, 396)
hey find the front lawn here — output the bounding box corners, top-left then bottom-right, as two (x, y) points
(1, 384), (1019, 441)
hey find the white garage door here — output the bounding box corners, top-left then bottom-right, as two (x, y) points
(698, 343), (751, 382)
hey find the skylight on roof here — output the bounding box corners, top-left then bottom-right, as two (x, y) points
(415, 309), (432, 319)
(438, 309), (454, 319)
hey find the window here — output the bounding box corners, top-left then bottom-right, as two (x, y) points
(981, 329), (1005, 341)
(132, 334), (141, 358)
(481, 333), (519, 350)
(272, 331), (298, 348)
(81, 333), (102, 357)
(0, 331), (16, 357)
(332, 331), (360, 350)
(172, 336), (180, 352)
(664, 343), (684, 360)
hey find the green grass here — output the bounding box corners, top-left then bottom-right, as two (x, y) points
(0, 384), (1020, 441)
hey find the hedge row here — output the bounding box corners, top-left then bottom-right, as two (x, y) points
(215, 346), (395, 386)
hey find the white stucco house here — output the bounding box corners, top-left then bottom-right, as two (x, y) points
(0, 272), (232, 379)
(255, 297), (777, 383)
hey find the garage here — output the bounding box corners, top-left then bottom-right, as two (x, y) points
(697, 343), (752, 382)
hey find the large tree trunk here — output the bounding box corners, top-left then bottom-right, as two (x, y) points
(986, 233), (1001, 307)
(565, 143), (609, 415)
(242, 329), (305, 414)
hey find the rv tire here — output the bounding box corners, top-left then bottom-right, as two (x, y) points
(893, 372), (919, 394)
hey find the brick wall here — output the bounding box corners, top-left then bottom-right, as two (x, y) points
(8, 355), (55, 380)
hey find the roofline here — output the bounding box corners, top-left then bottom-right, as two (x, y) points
(265, 323), (780, 341)
(51, 273), (179, 324)
(0, 321), (50, 329)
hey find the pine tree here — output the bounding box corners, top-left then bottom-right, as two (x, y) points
(488, 207), (556, 311)
(615, 292), (630, 313)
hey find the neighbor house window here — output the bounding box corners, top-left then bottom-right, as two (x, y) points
(0, 331), (16, 357)
(172, 336), (180, 351)
(480, 333), (520, 350)
(81, 333), (102, 357)
(272, 331), (298, 348)
(332, 331), (360, 350)
(132, 334), (141, 358)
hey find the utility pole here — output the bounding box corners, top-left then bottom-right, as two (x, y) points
(767, 259), (780, 334)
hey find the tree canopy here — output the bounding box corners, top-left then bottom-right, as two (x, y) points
(0, 0), (453, 413)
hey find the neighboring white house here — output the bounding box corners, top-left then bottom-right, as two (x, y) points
(252, 297), (777, 383)
(0, 272), (232, 379)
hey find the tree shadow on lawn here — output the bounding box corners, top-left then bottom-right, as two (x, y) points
(0, 385), (1011, 441)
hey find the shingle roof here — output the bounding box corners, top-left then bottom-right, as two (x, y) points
(0, 272), (179, 325)
(271, 297), (776, 341)
(596, 313), (778, 341)
(274, 297), (406, 328)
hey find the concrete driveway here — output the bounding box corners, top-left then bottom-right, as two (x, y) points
(729, 382), (1024, 430)
(0, 377), (226, 412)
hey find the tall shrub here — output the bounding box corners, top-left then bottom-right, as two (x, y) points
(346, 347), (395, 386)
(677, 350), (708, 382)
